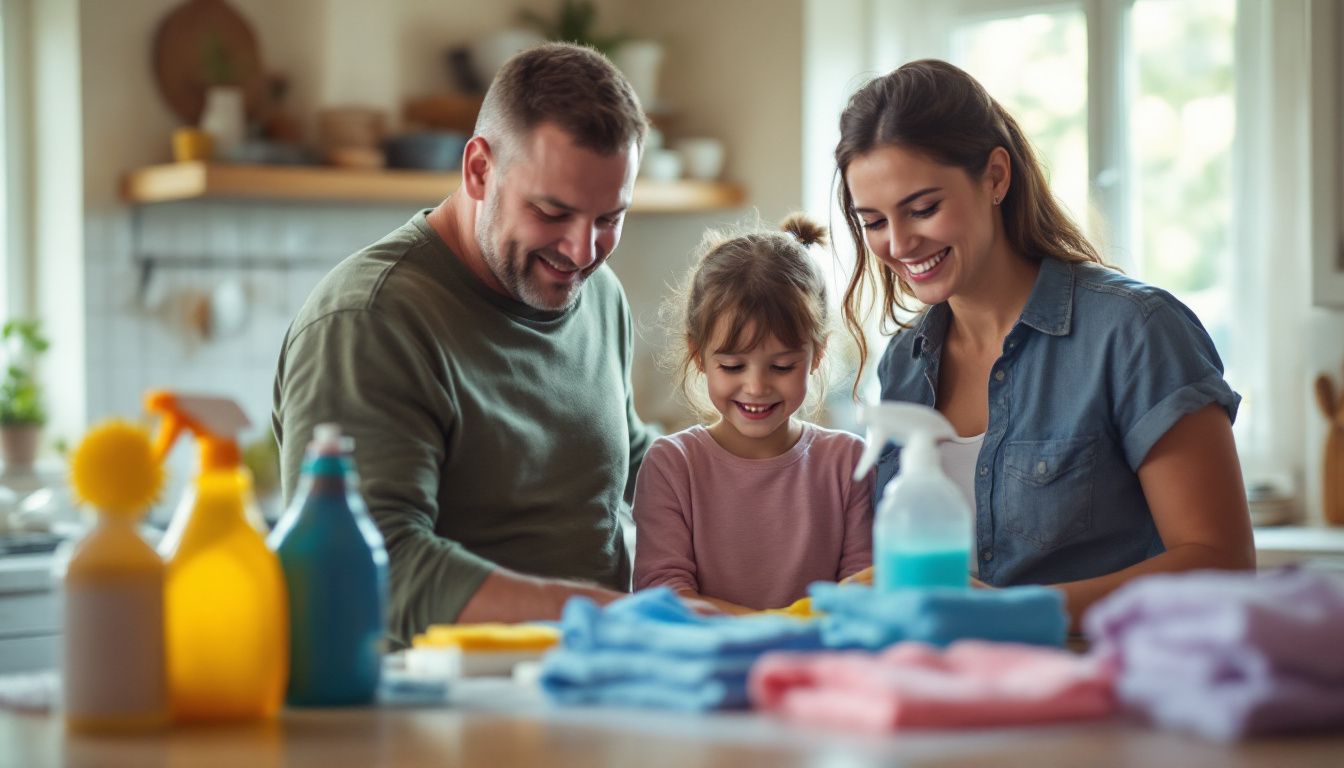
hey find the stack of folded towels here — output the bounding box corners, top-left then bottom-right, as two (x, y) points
(539, 587), (823, 710)
(1085, 568), (1344, 740)
(743, 583), (1102, 731)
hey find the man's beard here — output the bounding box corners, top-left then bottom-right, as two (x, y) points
(476, 197), (587, 312)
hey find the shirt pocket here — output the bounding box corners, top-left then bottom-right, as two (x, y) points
(874, 443), (901, 503)
(1002, 436), (1097, 551)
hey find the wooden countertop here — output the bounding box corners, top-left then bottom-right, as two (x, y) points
(4, 679), (1342, 767)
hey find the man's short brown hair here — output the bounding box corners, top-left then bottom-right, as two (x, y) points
(474, 42), (648, 160)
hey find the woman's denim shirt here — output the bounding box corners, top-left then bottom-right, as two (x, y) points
(875, 258), (1240, 586)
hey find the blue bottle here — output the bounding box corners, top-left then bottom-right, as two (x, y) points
(269, 424), (388, 705)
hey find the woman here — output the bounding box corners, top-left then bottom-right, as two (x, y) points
(836, 59), (1254, 626)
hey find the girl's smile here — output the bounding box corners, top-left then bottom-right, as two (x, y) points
(701, 326), (817, 460)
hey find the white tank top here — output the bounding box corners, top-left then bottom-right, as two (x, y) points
(940, 433), (985, 577)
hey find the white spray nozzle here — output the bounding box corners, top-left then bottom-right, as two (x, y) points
(852, 402), (957, 481)
(310, 423), (354, 456)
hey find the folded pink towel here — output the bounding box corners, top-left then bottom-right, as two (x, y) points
(750, 641), (1116, 731)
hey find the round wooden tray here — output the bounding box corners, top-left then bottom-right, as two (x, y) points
(152, 0), (266, 124)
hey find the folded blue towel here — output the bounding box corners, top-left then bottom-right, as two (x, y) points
(539, 588), (823, 710)
(810, 582), (1068, 649)
(560, 588), (824, 654)
(542, 649), (756, 710)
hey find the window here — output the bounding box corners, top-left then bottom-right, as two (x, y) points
(950, 10), (1091, 234)
(0, 0), (9, 325)
(0, 0), (24, 325)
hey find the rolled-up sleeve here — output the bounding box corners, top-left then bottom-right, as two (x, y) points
(1112, 298), (1241, 470)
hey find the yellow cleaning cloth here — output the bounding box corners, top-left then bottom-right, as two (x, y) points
(760, 596), (818, 619)
(758, 568), (874, 619)
(412, 624), (560, 652)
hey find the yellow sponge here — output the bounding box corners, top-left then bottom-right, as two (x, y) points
(412, 623), (560, 652)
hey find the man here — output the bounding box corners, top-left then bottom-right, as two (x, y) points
(273, 43), (657, 645)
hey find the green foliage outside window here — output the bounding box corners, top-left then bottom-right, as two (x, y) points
(0, 319), (49, 426)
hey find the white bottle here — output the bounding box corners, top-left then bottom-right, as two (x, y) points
(853, 403), (973, 591)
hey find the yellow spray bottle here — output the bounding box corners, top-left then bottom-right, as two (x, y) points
(147, 391), (288, 721)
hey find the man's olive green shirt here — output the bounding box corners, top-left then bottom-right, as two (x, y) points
(273, 211), (654, 644)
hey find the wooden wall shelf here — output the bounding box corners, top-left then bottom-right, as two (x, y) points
(120, 162), (747, 212)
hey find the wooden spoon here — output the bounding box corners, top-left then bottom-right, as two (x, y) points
(1317, 375), (1338, 422)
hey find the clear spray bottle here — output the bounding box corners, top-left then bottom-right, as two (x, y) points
(852, 402), (972, 591)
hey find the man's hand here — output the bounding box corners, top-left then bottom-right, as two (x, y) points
(457, 569), (625, 624)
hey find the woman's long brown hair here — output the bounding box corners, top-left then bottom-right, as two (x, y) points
(835, 59), (1106, 394)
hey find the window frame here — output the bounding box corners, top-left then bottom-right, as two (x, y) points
(1, 0), (32, 322)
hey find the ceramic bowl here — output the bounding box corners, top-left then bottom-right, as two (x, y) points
(384, 132), (469, 172)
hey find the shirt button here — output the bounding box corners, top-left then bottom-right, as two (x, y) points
(1008, 340), (1017, 348)
(981, 550), (994, 562)
(1037, 460), (1048, 475)
(994, 370), (1005, 382)
(978, 465), (988, 477)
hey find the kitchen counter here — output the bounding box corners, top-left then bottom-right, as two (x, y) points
(1252, 525), (1344, 569)
(0, 553), (59, 675)
(3, 678), (1342, 767)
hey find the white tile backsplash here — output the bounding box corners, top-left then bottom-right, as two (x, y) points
(86, 201), (417, 433)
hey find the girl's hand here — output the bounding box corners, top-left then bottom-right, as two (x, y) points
(971, 576), (993, 589)
(676, 589), (749, 616)
(840, 566), (873, 585)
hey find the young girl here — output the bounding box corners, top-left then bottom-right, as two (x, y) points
(632, 215), (873, 614)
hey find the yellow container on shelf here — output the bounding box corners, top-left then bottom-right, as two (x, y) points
(148, 391), (288, 722)
(171, 127), (213, 162)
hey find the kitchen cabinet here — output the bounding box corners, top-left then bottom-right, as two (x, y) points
(0, 555), (59, 675)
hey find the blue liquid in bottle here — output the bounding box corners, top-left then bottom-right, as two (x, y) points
(270, 426), (388, 706)
(877, 548), (971, 591)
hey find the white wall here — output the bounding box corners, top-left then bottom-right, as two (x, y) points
(599, 0), (807, 426)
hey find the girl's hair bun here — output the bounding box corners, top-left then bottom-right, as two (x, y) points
(780, 213), (827, 248)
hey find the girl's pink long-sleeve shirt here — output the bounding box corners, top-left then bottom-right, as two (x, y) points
(632, 423), (873, 610)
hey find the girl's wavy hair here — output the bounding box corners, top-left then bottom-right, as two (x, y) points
(835, 59), (1108, 394)
(662, 214), (832, 421)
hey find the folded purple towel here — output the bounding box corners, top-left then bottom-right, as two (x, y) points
(1084, 568), (1344, 740)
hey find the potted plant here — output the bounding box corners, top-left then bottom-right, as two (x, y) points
(519, 1), (664, 110)
(0, 319), (49, 469)
(519, 0), (625, 55)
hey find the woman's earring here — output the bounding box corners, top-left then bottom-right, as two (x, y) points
(993, 196), (1001, 206)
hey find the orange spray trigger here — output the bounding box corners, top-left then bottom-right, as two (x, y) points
(144, 390), (252, 470)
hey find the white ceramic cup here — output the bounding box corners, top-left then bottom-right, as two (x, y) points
(612, 40), (665, 111)
(639, 148), (683, 182)
(674, 138), (725, 181)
